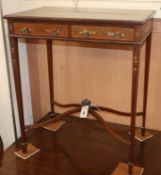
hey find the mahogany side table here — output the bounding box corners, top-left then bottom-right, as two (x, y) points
(4, 7), (155, 175)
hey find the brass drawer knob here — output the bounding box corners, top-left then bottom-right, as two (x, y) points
(106, 32), (126, 39)
(115, 33), (126, 38)
(107, 32), (115, 37)
(45, 29), (60, 36)
(20, 27), (34, 34)
(79, 30), (96, 37)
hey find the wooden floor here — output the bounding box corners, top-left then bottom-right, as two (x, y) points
(0, 117), (161, 175)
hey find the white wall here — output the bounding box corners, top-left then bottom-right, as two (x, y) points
(0, 0), (33, 149)
(0, 8), (15, 149)
(2, 0), (33, 137)
(20, 0), (161, 18)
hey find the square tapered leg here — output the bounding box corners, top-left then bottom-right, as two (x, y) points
(15, 144), (40, 159)
(42, 121), (66, 132)
(112, 162), (144, 175)
(135, 128), (153, 142)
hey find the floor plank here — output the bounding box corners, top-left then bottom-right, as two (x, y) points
(0, 117), (161, 175)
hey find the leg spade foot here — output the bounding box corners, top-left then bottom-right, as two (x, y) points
(135, 128), (153, 142)
(15, 144), (40, 160)
(112, 162), (144, 175)
(42, 120), (66, 132)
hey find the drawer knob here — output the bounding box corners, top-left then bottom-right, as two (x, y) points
(20, 27), (33, 34)
(45, 29), (60, 36)
(106, 32), (126, 39)
(115, 33), (126, 38)
(107, 32), (115, 37)
(79, 30), (96, 38)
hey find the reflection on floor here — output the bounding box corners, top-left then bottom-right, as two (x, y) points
(0, 116), (161, 175)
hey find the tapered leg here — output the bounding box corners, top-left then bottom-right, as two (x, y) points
(46, 40), (55, 113)
(129, 46), (141, 174)
(0, 136), (3, 166)
(9, 37), (27, 153)
(142, 33), (152, 136)
(112, 46), (143, 175)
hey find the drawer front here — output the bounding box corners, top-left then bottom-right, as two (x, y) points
(72, 25), (134, 41)
(13, 22), (69, 37)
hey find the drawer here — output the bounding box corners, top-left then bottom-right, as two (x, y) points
(72, 25), (134, 41)
(13, 22), (69, 37)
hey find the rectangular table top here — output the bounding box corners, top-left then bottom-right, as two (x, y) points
(4, 7), (155, 24)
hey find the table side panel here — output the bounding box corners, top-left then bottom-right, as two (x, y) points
(7, 18), (153, 44)
(135, 19), (153, 42)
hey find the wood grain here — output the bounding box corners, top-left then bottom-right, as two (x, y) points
(4, 7), (155, 23)
(0, 118), (161, 175)
(14, 22), (69, 37)
(72, 25), (134, 41)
